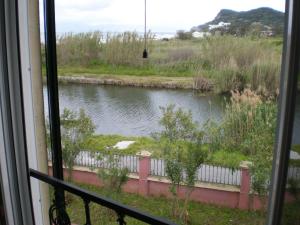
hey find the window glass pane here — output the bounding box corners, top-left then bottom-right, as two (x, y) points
(40, 0), (288, 224)
(281, 64), (300, 224)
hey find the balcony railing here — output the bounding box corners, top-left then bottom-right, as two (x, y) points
(30, 169), (176, 225)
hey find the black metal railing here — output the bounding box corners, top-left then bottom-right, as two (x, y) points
(30, 169), (177, 225)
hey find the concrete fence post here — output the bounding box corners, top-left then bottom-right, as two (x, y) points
(136, 151), (152, 196)
(238, 161), (252, 210)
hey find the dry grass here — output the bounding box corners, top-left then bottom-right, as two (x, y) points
(198, 36), (281, 95)
(56, 31), (103, 66)
(51, 33), (282, 94)
(193, 76), (213, 92)
(103, 31), (154, 66)
(218, 89), (277, 154)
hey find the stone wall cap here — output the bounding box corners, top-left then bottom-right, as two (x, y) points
(136, 150), (152, 157)
(240, 161), (252, 169)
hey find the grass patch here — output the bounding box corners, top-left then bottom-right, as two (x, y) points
(84, 135), (165, 156)
(55, 73), (194, 89)
(292, 144), (300, 154)
(84, 135), (249, 168)
(290, 145), (300, 167)
(207, 150), (248, 168)
(57, 63), (195, 77)
(290, 160), (300, 167)
(281, 201), (300, 225)
(66, 182), (266, 225)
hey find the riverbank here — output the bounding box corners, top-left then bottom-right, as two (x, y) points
(46, 35), (282, 94)
(54, 74), (195, 89)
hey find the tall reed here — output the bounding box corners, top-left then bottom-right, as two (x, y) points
(56, 31), (103, 66)
(198, 36), (281, 95)
(206, 89), (277, 155)
(103, 31), (154, 66)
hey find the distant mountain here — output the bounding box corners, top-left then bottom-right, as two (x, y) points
(192, 7), (284, 36)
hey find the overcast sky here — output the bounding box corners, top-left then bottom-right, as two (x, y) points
(40, 0), (285, 34)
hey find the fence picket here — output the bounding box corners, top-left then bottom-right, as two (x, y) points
(47, 151), (300, 187)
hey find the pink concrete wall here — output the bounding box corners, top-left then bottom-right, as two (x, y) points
(48, 156), (297, 211)
(148, 180), (240, 208)
(49, 166), (241, 209)
(48, 167), (140, 194)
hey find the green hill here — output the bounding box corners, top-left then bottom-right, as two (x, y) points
(193, 7), (284, 36)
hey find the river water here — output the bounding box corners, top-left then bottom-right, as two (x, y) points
(43, 84), (225, 136)
(43, 84), (300, 143)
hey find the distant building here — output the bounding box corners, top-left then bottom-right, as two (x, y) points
(192, 31), (211, 38)
(208, 22), (231, 30)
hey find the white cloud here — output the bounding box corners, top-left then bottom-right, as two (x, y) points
(56, 0), (113, 11)
(39, 0), (286, 33)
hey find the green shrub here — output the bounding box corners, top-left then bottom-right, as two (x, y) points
(176, 30), (193, 40)
(249, 150), (272, 211)
(157, 105), (207, 223)
(97, 153), (129, 193)
(60, 108), (95, 180)
(204, 89), (277, 156)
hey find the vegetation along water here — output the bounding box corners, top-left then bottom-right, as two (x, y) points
(42, 8), (300, 223)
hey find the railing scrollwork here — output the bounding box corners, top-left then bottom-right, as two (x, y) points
(117, 212), (126, 225)
(30, 169), (176, 225)
(49, 199), (71, 225)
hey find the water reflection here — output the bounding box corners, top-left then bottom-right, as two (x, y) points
(43, 84), (225, 136)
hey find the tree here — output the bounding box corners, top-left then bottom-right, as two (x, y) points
(176, 30), (192, 40)
(96, 152), (130, 222)
(248, 22), (265, 37)
(158, 105), (207, 223)
(158, 105), (201, 143)
(60, 108), (95, 180)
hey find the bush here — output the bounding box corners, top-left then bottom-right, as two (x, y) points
(249, 150), (272, 211)
(97, 153), (129, 193)
(158, 105), (201, 143)
(157, 105), (207, 223)
(60, 108), (95, 180)
(176, 30), (192, 40)
(205, 89), (277, 156)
